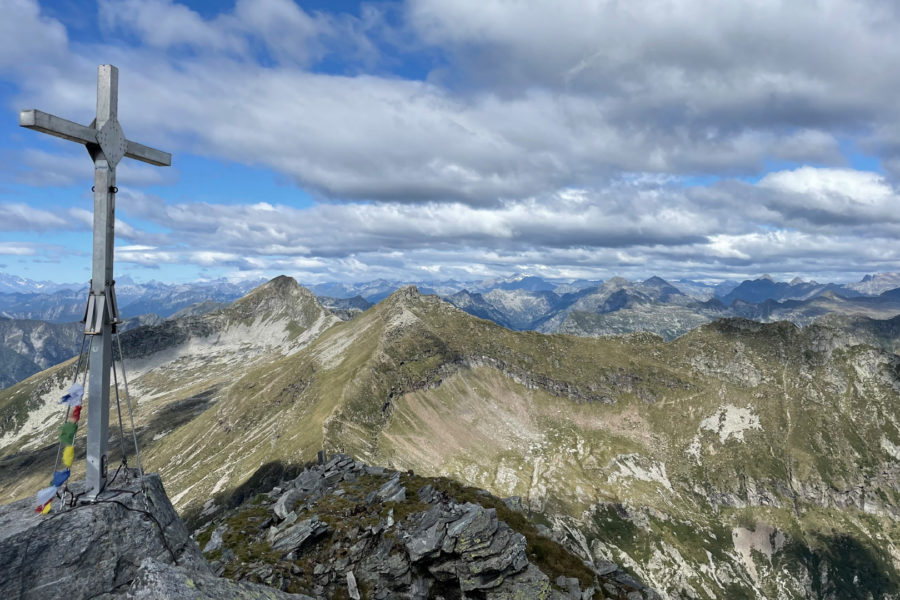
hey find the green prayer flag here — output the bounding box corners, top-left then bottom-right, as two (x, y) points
(59, 421), (77, 445)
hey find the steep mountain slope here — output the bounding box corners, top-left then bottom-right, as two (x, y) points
(480, 288), (566, 330)
(2, 285), (898, 598)
(731, 288), (900, 325)
(0, 289), (85, 322)
(212, 290), (900, 598)
(309, 291), (900, 599)
(0, 318), (82, 389)
(444, 290), (512, 328)
(444, 276), (900, 342)
(0, 276), (339, 500)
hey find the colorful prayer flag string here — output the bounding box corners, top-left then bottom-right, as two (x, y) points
(35, 383), (84, 514)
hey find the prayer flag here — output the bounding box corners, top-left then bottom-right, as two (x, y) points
(36, 485), (56, 506)
(71, 406), (82, 422)
(42, 502), (52, 515)
(59, 422), (77, 445)
(62, 445), (75, 467)
(51, 469), (70, 487)
(60, 382), (84, 407)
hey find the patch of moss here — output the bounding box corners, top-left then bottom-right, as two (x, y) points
(285, 321), (306, 342)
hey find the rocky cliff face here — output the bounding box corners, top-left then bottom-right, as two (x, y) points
(0, 318), (82, 390)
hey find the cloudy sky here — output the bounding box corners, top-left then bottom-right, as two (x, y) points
(1, 0), (899, 285)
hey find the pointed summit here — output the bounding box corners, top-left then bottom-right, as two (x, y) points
(221, 276), (343, 346)
(642, 276), (671, 286)
(230, 275), (322, 322)
(391, 284), (421, 299)
(375, 285), (427, 310)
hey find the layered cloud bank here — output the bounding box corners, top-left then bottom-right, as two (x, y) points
(1, 0), (899, 283)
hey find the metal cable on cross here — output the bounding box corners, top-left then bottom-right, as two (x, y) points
(34, 282), (146, 514)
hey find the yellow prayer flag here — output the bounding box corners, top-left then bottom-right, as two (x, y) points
(62, 445), (74, 467)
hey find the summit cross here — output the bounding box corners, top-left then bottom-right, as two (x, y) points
(19, 65), (171, 497)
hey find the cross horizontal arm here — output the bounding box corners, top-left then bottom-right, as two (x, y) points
(125, 140), (171, 167)
(19, 109), (95, 145)
(20, 109), (171, 167)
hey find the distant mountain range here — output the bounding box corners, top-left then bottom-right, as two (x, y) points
(0, 277), (265, 322)
(442, 275), (900, 341)
(4, 271), (897, 321)
(2, 271), (899, 391)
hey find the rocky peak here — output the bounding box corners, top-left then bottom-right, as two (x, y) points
(375, 285), (432, 328)
(387, 285), (422, 303)
(232, 276), (315, 310)
(225, 276), (333, 332)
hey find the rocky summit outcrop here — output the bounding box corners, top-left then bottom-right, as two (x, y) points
(196, 454), (660, 599)
(0, 460), (657, 600)
(0, 469), (308, 600)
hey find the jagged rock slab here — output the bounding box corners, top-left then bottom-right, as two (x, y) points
(271, 516), (329, 553)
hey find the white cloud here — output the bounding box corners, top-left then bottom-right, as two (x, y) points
(0, 242), (37, 256)
(759, 167), (900, 225)
(100, 171), (900, 282)
(760, 167), (892, 202)
(0, 0), (69, 76)
(98, 0), (245, 53)
(4, 0), (900, 282)
(16, 1), (899, 207)
(0, 203), (74, 231)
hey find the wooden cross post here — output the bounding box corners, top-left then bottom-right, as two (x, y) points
(20, 65), (171, 498)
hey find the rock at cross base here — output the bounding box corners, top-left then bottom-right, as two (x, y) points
(0, 470), (306, 600)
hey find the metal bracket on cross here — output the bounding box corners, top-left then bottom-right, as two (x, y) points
(82, 283), (123, 335)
